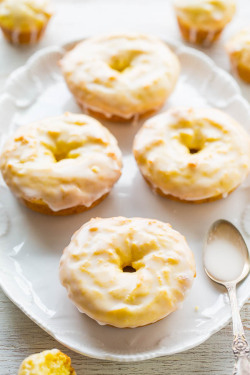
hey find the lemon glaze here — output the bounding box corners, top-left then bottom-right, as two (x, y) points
(18, 349), (76, 375)
(60, 33), (180, 120)
(59, 217), (196, 328)
(226, 28), (250, 68)
(173, 0), (236, 30)
(133, 107), (250, 202)
(0, 113), (122, 212)
(0, 0), (52, 30)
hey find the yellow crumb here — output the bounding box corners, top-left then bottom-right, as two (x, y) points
(18, 349), (76, 375)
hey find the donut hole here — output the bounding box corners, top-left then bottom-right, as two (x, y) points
(188, 147), (201, 154)
(53, 150), (69, 162)
(178, 130), (205, 155)
(109, 50), (142, 73)
(52, 148), (80, 162)
(123, 265), (136, 273)
(44, 139), (82, 162)
(109, 58), (130, 72)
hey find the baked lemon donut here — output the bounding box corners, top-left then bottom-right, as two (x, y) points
(173, 0), (236, 46)
(59, 217), (196, 328)
(133, 107), (250, 203)
(60, 33), (180, 121)
(18, 349), (76, 375)
(225, 28), (250, 84)
(0, 113), (122, 215)
(0, 0), (52, 45)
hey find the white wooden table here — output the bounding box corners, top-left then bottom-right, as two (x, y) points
(1, 0), (250, 373)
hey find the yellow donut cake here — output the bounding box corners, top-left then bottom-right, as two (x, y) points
(0, 113), (122, 215)
(225, 28), (250, 83)
(133, 107), (250, 203)
(173, 0), (236, 46)
(60, 33), (180, 121)
(59, 217), (196, 328)
(18, 349), (76, 375)
(0, 0), (52, 45)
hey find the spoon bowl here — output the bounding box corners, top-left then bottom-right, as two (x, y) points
(203, 219), (250, 286)
(203, 219), (250, 375)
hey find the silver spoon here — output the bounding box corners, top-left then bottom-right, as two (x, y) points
(203, 219), (250, 375)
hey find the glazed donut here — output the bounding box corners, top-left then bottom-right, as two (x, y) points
(60, 33), (180, 121)
(0, 0), (52, 45)
(59, 217), (196, 328)
(173, 0), (236, 46)
(225, 28), (250, 83)
(133, 107), (250, 202)
(18, 349), (76, 375)
(0, 112), (122, 215)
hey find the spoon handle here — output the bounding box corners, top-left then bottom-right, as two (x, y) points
(226, 284), (250, 375)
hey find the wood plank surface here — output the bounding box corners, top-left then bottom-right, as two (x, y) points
(0, 291), (250, 375)
(1, 290), (250, 374)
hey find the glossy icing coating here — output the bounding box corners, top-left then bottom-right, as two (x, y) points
(0, 0), (52, 30)
(133, 107), (250, 201)
(0, 113), (122, 212)
(226, 28), (250, 68)
(60, 33), (180, 119)
(59, 217), (196, 328)
(173, 0), (236, 30)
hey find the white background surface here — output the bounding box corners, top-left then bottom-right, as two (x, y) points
(1, 0), (250, 374)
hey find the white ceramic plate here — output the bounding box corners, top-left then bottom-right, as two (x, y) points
(1, 40), (250, 362)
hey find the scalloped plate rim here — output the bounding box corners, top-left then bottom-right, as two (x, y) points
(0, 38), (250, 362)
